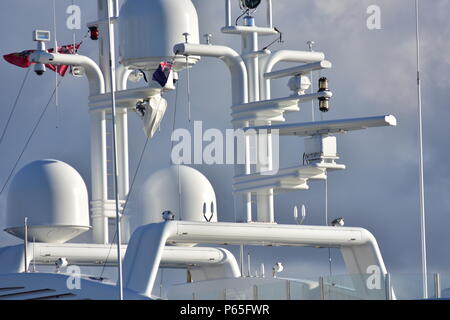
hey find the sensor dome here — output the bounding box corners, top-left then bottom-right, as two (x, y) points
(119, 0), (200, 71)
(5, 160), (90, 243)
(132, 165), (217, 231)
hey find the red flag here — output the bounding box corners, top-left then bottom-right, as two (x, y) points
(3, 50), (35, 68)
(46, 43), (81, 76)
(3, 43), (81, 76)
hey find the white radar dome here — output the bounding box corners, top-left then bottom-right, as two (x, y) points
(133, 165), (217, 231)
(119, 0), (200, 71)
(5, 160), (90, 243)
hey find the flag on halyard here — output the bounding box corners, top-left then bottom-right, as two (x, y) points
(152, 61), (173, 87)
(3, 43), (81, 76)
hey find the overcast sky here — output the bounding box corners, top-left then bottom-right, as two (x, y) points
(1, 0), (450, 290)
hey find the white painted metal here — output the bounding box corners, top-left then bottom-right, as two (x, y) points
(29, 52), (105, 95)
(133, 166), (217, 232)
(119, 0), (200, 71)
(221, 25), (278, 36)
(173, 43), (248, 106)
(233, 163), (345, 193)
(123, 221), (389, 297)
(0, 0), (401, 301)
(259, 50), (325, 101)
(0, 243), (240, 282)
(225, 0), (232, 27)
(266, 0), (273, 28)
(245, 115), (397, 136)
(240, 16), (274, 223)
(5, 160), (90, 243)
(173, 42), (251, 223)
(232, 92), (332, 125)
(264, 60), (332, 80)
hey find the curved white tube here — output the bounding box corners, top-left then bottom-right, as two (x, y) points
(173, 43), (248, 105)
(260, 50), (325, 100)
(123, 221), (389, 297)
(30, 51), (105, 95)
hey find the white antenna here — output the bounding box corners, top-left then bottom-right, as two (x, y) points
(415, 0), (428, 299)
(307, 40), (315, 121)
(23, 217), (28, 273)
(183, 33), (192, 122)
(106, 0), (124, 300)
(293, 205), (306, 224)
(247, 252), (252, 277)
(32, 237), (36, 272)
(240, 244), (244, 277)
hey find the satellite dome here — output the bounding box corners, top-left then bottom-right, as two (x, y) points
(119, 0), (200, 71)
(5, 160), (90, 243)
(132, 165), (217, 231)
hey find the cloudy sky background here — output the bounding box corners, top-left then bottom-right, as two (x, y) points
(1, 0), (450, 293)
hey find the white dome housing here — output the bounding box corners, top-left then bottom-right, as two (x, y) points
(133, 165), (217, 230)
(5, 160), (90, 243)
(119, 0), (200, 71)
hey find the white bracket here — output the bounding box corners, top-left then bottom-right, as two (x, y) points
(233, 163), (345, 194)
(245, 115), (397, 136)
(264, 60), (332, 80)
(231, 91), (332, 125)
(89, 86), (164, 112)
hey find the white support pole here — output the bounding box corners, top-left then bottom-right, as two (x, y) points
(241, 16), (273, 223)
(173, 43), (251, 222)
(90, 0), (114, 245)
(266, 0), (273, 29)
(90, 110), (109, 244)
(225, 0), (232, 27)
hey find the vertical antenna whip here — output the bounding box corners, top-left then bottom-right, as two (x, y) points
(415, 0), (428, 299)
(24, 217), (28, 273)
(53, 0), (59, 128)
(183, 33), (192, 122)
(307, 41), (315, 121)
(106, 0), (124, 300)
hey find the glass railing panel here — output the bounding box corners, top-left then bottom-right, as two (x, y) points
(256, 281), (287, 300)
(323, 274), (386, 300)
(289, 280), (320, 300)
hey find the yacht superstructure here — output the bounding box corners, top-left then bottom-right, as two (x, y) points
(0, 0), (405, 300)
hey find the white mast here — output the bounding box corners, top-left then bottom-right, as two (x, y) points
(414, 0), (428, 299)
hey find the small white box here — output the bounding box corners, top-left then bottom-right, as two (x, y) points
(304, 135), (337, 163)
(33, 30), (51, 42)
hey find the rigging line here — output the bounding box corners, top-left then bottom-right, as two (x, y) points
(99, 91), (166, 278)
(99, 134), (151, 279)
(0, 68), (31, 146)
(261, 27), (283, 51)
(235, 9), (249, 25)
(0, 78), (65, 196)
